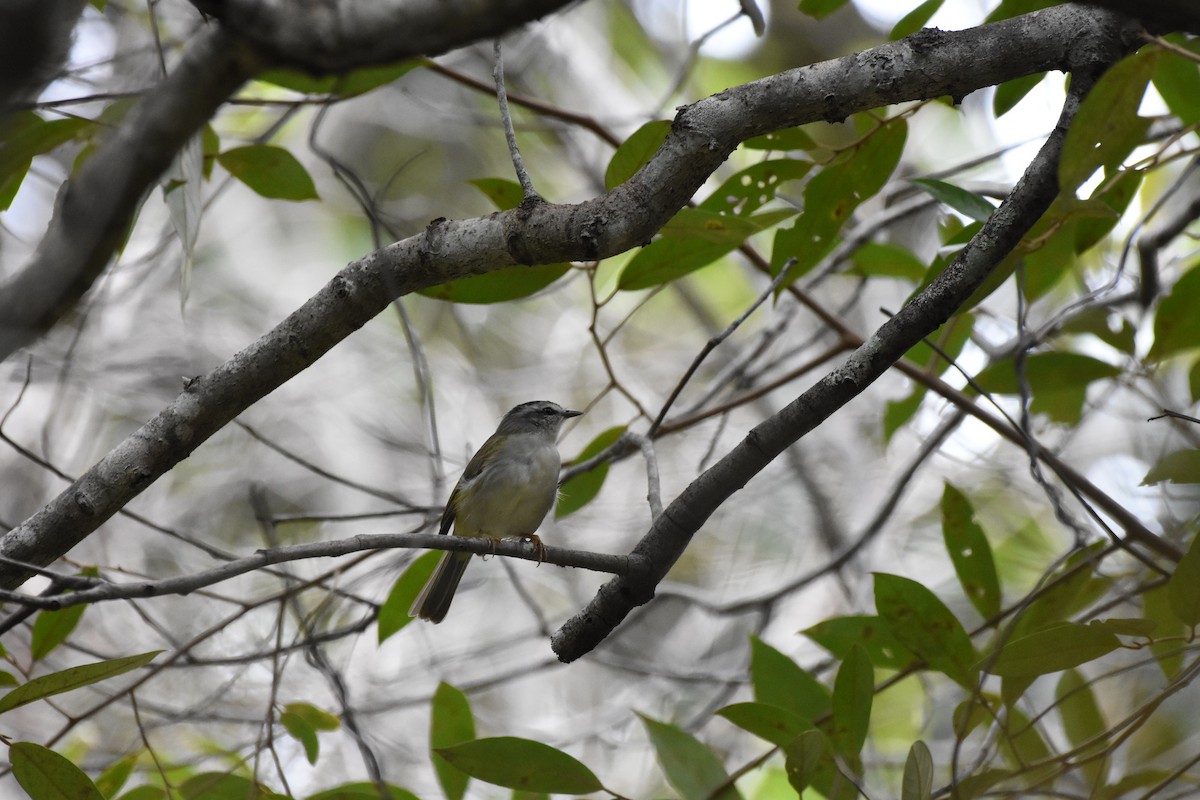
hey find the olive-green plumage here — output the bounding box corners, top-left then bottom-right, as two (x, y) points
(410, 400), (581, 623)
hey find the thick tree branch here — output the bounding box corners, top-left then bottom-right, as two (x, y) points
(550, 11), (1142, 663)
(0, 5), (1140, 593)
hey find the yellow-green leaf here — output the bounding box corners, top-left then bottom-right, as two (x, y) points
(605, 120), (670, 190)
(984, 622), (1121, 677)
(941, 483), (1001, 618)
(749, 635), (831, 722)
(0, 651), (161, 715)
(11, 742), (105, 800)
(902, 740), (933, 800)
(1167, 534), (1200, 626)
(435, 737), (603, 795)
(218, 144), (319, 201)
(830, 644), (873, 758)
(431, 682), (475, 800)
(874, 573), (978, 688)
(716, 702), (811, 747)
(640, 714), (741, 800)
(557, 426), (627, 518)
(377, 551), (440, 643)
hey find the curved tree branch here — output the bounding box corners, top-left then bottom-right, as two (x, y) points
(550, 10), (1143, 662)
(0, 6), (1143, 600)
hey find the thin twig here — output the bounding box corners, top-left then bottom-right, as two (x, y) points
(493, 39), (538, 199)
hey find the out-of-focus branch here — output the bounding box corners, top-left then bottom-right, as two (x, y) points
(1083, 0), (1200, 34)
(550, 11), (1142, 663)
(0, 5), (1140, 592)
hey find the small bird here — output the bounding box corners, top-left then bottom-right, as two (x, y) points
(410, 400), (582, 623)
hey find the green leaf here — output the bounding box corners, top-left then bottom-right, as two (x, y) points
(258, 61), (422, 97)
(911, 178), (995, 223)
(377, 550), (440, 642)
(605, 120), (671, 190)
(217, 144), (319, 201)
(1056, 668), (1108, 787)
(0, 113), (93, 208)
(874, 573), (978, 688)
(305, 782), (419, 800)
(993, 72), (1045, 117)
(419, 263), (571, 304)
(749, 636), (831, 722)
(798, 0), (849, 20)
(557, 426), (627, 518)
(782, 730), (829, 795)
(1166, 534), (1200, 626)
(0, 650), (161, 715)
(890, 0), (943, 40)
(884, 387), (924, 444)
(941, 483), (1002, 619)
(1143, 450), (1200, 485)
(902, 740), (933, 800)
(699, 159), (812, 217)
(984, 622), (1121, 677)
(115, 787), (169, 800)
(850, 241), (927, 283)
(743, 127), (818, 152)
(96, 753), (139, 798)
(286, 701), (340, 730)
(830, 644), (872, 758)
(716, 702), (811, 747)
(640, 714), (741, 800)
(179, 773), (274, 799)
(1144, 583), (1187, 678)
(435, 737), (603, 795)
(1088, 617), (1156, 637)
(1149, 262), (1200, 362)
(1010, 542), (1111, 640)
(431, 682), (476, 800)
(1151, 36), (1200, 127)
(772, 118), (907, 279)
(281, 710), (321, 764)
(30, 603), (87, 661)
(973, 352), (1121, 425)
(470, 177), (525, 210)
(1059, 50), (1156, 193)
(11, 742), (105, 800)
(802, 614), (915, 670)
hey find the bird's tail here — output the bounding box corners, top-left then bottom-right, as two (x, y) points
(410, 551), (472, 623)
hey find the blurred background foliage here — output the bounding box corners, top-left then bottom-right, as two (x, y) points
(1, 0), (1200, 798)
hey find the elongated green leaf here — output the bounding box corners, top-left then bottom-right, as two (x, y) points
(798, 0), (849, 19)
(1059, 50), (1155, 193)
(0, 113), (92, 205)
(890, 0), (943, 40)
(378, 550), (440, 642)
(874, 573), (978, 688)
(1167, 534), (1200, 626)
(286, 701), (339, 730)
(605, 120), (670, 190)
(0, 651), (161, 715)
(1149, 264), (1200, 362)
(941, 483), (1001, 618)
(282, 711), (321, 764)
(640, 714), (740, 800)
(1151, 36), (1200, 127)
(1087, 618), (1156, 637)
(258, 60), (422, 96)
(985, 622), (1121, 677)
(1056, 667), (1108, 789)
(305, 782), (418, 800)
(912, 178), (995, 222)
(1143, 450), (1200, 485)
(179, 773), (273, 799)
(802, 614), (915, 670)
(419, 263), (571, 304)
(11, 742), (104, 800)
(218, 144), (319, 201)
(30, 603), (87, 661)
(431, 682), (475, 800)
(773, 118), (906, 279)
(749, 636), (830, 722)
(699, 159), (812, 217)
(974, 352), (1121, 425)
(716, 702), (810, 747)
(743, 126), (817, 152)
(994, 72), (1046, 117)
(902, 740), (933, 800)
(436, 737), (602, 795)
(1144, 584), (1186, 678)
(557, 426), (627, 518)
(96, 753), (138, 799)
(782, 730), (829, 795)
(469, 177), (525, 210)
(830, 644), (873, 758)
(850, 241), (927, 283)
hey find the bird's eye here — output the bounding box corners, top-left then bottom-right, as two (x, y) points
(542, 406), (556, 415)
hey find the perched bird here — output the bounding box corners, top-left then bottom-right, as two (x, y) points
(410, 400), (582, 623)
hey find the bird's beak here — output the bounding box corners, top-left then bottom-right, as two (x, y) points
(563, 409), (583, 419)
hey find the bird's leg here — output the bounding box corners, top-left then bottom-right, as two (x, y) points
(523, 534), (547, 565)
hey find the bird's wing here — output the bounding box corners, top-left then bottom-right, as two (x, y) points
(438, 432), (502, 536)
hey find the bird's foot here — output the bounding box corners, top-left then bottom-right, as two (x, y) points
(524, 534), (547, 565)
